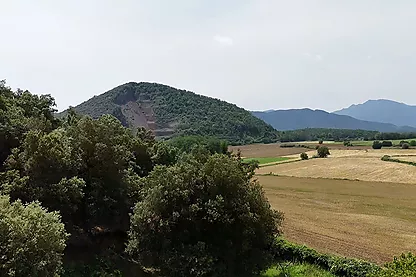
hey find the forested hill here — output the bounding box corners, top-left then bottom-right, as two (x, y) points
(61, 82), (277, 145)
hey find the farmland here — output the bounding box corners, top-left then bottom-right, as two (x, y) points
(235, 143), (416, 264)
(259, 175), (416, 264)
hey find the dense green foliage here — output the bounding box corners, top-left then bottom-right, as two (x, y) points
(168, 135), (229, 155)
(271, 238), (379, 277)
(368, 253), (416, 277)
(278, 128), (416, 143)
(317, 146), (330, 158)
(372, 141), (383, 149)
(0, 80), (59, 170)
(0, 195), (68, 277)
(127, 153), (283, 277)
(300, 153), (309, 160)
(410, 140), (416, 146)
(66, 82), (278, 145)
(261, 263), (336, 277)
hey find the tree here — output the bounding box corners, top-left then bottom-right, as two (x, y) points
(2, 115), (154, 234)
(410, 140), (416, 147)
(372, 141), (383, 149)
(300, 152), (308, 160)
(402, 143), (410, 149)
(318, 140), (323, 144)
(0, 195), (68, 277)
(382, 141), (393, 147)
(317, 146), (330, 158)
(369, 253), (416, 277)
(127, 154), (283, 277)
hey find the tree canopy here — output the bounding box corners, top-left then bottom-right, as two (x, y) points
(127, 153), (283, 277)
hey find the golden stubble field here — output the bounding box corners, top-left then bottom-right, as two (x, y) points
(260, 176), (416, 264)
(257, 149), (416, 184)
(236, 144), (416, 264)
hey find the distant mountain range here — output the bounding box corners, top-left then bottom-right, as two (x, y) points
(252, 108), (416, 132)
(333, 99), (416, 128)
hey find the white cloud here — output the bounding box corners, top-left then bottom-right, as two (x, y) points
(213, 35), (234, 46)
(367, 55), (372, 60)
(315, 54), (322, 61)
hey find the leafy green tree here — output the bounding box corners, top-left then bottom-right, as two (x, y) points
(0, 80), (59, 170)
(372, 141), (383, 149)
(317, 146), (330, 158)
(127, 154), (283, 277)
(2, 115), (153, 234)
(381, 141), (393, 147)
(169, 135), (229, 155)
(0, 195), (68, 277)
(410, 140), (416, 147)
(300, 152), (309, 160)
(369, 253), (416, 277)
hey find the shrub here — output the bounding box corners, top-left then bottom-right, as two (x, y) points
(0, 195), (68, 277)
(271, 238), (380, 277)
(368, 253), (416, 277)
(381, 141), (393, 147)
(399, 140), (410, 147)
(318, 140), (323, 144)
(372, 141), (383, 149)
(343, 141), (352, 147)
(300, 152), (309, 160)
(410, 140), (416, 147)
(127, 154), (284, 277)
(317, 146), (330, 158)
(402, 143), (410, 149)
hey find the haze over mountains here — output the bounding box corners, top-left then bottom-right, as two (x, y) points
(64, 82), (416, 138)
(333, 99), (416, 128)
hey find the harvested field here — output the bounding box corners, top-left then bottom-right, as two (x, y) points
(257, 149), (416, 184)
(259, 175), (416, 264)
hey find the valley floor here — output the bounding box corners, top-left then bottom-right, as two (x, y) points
(260, 175), (416, 264)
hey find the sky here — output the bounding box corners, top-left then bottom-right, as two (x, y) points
(2, 0), (416, 112)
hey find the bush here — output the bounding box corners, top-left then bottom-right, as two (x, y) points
(271, 238), (380, 277)
(372, 141), (383, 149)
(317, 146), (330, 158)
(127, 154), (284, 277)
(399, 140), (410, 147)
(0, 195), (68, 277)
(300, 152), (309, 160)
(368, 253), (416, 277)
(410, 140), (416, 147)
(318, 140), (323, 144)
(402, 143), (410, 149)
(381, 141), (393, 147)
(343, 141), (352, 147)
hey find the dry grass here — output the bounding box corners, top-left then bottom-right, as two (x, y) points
(259, 175), (416, 264)
(257, 149), (416, 184)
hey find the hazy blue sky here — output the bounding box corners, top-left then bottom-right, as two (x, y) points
(2, 0), (416, 111)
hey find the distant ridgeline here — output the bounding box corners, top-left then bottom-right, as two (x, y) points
(277, 128), (416, 142)
(60, 82), (277, 145)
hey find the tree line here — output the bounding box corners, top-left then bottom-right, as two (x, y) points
(278, 128), (416, 142)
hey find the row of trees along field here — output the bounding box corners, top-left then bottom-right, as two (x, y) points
(1, 80), (415, 276)
(278, 128), (416, 142)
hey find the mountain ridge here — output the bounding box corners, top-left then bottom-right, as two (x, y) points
(334, 99), (416, 127)
(252, 108), (416, 132)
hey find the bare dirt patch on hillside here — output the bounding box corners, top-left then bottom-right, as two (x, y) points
(259, 176), (416, 264)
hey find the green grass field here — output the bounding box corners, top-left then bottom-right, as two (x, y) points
(351, 138), (416, 146)
(261, 263), (335, 277)
(243, 157), (293, 165)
